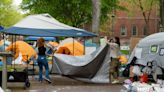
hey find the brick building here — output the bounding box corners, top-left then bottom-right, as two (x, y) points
(113, 2), (159, 45)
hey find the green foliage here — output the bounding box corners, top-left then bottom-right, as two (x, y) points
(0, 0), (12, 5)
(0, 0), (23, 27)
(21, 0), (92, 27)
(21, 0), (125, 27)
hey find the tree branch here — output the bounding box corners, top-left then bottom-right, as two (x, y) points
(138, 0), (148, 24)
(147, 0), (154, 23)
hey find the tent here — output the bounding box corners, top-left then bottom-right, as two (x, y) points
(128, 32), (164, 69)
(128, 32), (164, 81)
(0, 26), (4, 30)
(0, 14), (96, 37)
(6, 41), (37, 63)
(0, 40), (11, 52)
(84, 40), (98, 55)
(48, 41), (59, 47)
(56, 38), (84, 56)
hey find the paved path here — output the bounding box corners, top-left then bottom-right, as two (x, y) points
(8, 75), (126, 92)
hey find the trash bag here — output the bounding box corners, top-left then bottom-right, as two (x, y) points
(132, 65), (142, 76)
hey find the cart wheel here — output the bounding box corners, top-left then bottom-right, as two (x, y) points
(24, 82), (30, 89)
(26, 82), (30, 87)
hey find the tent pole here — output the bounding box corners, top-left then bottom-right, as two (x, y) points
(14, 35), (17, 69)
(1, 33), (10, 91)
(83, 37), (86, 55)
(1, 53), (7, 91)
(73, 37), (74, 56)
(11, 35), (14, 68)
(3, 33), (5, 51)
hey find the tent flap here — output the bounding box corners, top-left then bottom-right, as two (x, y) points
(51, 44), (111, 83)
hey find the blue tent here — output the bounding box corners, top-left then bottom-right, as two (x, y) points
(25, 36), (56, 41)
(0, 14), (96, 37)
(0, 26), (4, 30)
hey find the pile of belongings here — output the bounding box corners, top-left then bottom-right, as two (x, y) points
(123, 81), (164, 92)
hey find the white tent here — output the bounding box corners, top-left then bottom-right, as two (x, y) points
(128, 32), (164, 81)
(1, 14), (96, 37)
(129, 32), (164, 75)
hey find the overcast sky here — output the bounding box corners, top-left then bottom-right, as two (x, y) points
(13, 0), (28, 14)
(13, 0), (22, 6)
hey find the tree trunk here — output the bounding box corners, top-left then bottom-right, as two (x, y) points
(145, 23), (149, 35)
(92, 0), (101, 45)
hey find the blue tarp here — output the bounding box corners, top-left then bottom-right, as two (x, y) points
(0, 14), (96, 37)
(0, 26), (4, 30)
(85, 41), (98, 47)
(2, 27), (96, 37)
(25, 36), (56, 41)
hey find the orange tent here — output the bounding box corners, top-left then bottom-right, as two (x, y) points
(56, 41), (84, 56)
(48, 41), (59, 47)
(6, 41), (37, 62)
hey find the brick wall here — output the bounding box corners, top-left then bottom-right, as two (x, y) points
(113, 2), (159, 45)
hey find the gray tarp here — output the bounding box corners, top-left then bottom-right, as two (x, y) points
(51, 44), (111, 83)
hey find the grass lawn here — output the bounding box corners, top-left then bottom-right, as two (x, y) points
(121, 50), (130, 55)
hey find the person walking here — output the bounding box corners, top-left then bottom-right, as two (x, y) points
(36, 38), (52, 83)
(105, 36), (120, 84)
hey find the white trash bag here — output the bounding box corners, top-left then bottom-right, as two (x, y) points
(132, 65), (142, 76)
(12, 53), (23, 64)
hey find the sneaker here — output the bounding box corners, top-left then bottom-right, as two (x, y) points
(44, 77), (52, 83)
(111, 80), (119, 84)
(39, 80), (43, 83)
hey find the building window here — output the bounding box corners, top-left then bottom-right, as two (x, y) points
(143, 25), (147, 36)
(131, 25), (137, 36)
(120, 25), (127, 36)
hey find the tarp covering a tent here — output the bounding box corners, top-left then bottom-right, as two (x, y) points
(0, 14), (96, 37)
(6, 41), (37, 62)
(128, 32), (164, 69)
(56, 39), (84, 56)
(51, 44), (111, 83)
